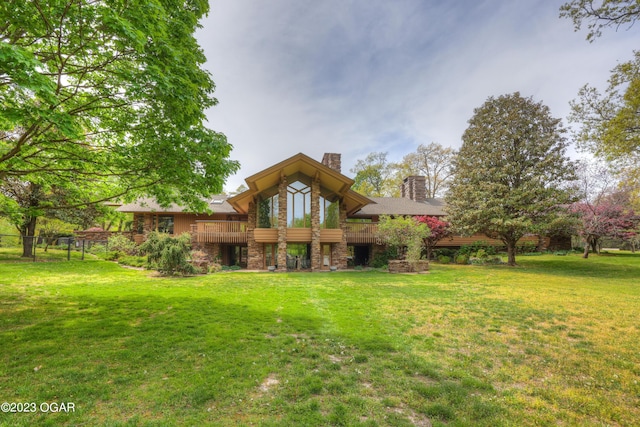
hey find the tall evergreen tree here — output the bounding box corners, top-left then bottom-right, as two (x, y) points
(446, 93), (576, 266)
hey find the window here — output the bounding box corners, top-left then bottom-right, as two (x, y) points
(287, 181), (311, 228)
(258, 194), (278, 228)
(320, 196), (339, 229)
(157, 215), (174, 234)
(135, 215), (144, 234)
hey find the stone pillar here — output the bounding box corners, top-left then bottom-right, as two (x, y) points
(277, 174), (288, 271)
(311, 175), (321, 271)
(247, 200), (264, 270)
(331, 201), (348, 269)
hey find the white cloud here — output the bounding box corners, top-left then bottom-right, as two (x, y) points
(197, 0), (639, 191)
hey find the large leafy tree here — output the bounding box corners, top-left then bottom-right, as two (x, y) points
(350, 152), (399, 197)
(397, 143), (457, 198)
(561, 0), (640, 209)
(0, 0), (238, 255)
(446, 93), (576, 266)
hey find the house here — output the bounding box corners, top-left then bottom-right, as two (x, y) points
(118, 152), (548, 270)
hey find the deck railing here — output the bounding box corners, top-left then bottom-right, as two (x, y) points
(191, 221), (248, 244)
(345, 223), (379, 244)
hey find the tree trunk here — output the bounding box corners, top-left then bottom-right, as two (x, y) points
(21, 216), (37, 258)
(582, 242), (590, 259)
(506, 240), (517, 266)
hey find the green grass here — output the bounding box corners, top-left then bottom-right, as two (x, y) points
(0, 254), (639, 426)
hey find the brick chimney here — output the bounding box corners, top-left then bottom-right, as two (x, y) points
(321, 153), (341, 173)
(401, 176), (427, 203)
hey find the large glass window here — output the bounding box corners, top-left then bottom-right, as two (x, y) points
(258, 194), (278, 228)
(287, 181), (311, 228)
(320, 196), (339, 229)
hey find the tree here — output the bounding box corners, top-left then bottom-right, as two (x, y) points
(445, 92), (576, 266)
(1, 0), (238, 256)
(567, 52), (640, 209)
(398, 143), (457, 198)
(560, 0), (640, 42)
(570, 196), (636, 257)
(376, 215), (430, 266)
(350, 152), (399, 197)
(561, 1), (640, 210)
(414, 215), (452, 260)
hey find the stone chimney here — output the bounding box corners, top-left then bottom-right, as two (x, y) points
(321, 153), (341, 173)
(401, 176), (427, 203)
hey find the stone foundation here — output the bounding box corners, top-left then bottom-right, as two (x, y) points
(388, 260), (429, 273)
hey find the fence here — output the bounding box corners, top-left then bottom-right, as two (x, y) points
(0, 234), (111, 262)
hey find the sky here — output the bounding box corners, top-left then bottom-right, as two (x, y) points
(195, 0), (640, 192)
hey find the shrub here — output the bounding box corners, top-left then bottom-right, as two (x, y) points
(517, 240), (538, 254)
(209, 263), (222, 273)
(438, 255), (451, 264)
(434, 248), (456, 259)
(139, 232), (197, 276)
(87, 243), (106, 255)
(458, 241), (499, 257)
(107, 234), (138, 256)
(190, 250), (210, 273)
(455, 254), (469, 265)
(371, 247), (397, 268)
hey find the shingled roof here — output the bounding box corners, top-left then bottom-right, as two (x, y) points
(351, 197), (447, 217)
(117, 196), (237, 214)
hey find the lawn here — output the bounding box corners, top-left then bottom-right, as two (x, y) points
(0, 254), (638, 426)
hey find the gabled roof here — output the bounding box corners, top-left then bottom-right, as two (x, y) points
(351, 197), (447, 217)
(117, 196), (237, 214)
(227, 152), (372, 215)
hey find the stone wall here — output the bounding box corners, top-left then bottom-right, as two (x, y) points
(388, 260), (429, 273)
(277, 174), (288, 271)
(331, 202), (348, 269)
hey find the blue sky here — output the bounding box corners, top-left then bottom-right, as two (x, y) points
(195, 0), (639, 192)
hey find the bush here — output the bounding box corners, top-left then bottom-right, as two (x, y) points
(371, 247), (397, 268)
(107, 234), (139, 256)
(458, 241), (499, 257)
(437, 255), (451, 264)
(209, 263), (223, 273)
(434, 248), (456, 259)
(455, 254), (469, 265)
(87, 243), (106, 255)
(470, 255), (503, 265)
(517, 240), (538, 254)
(139, 232), (197, 276)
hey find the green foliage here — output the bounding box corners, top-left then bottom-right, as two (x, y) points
(457, 241), (499, 257)
(517, 240), (538, 254)
(350, 152), (399, 197)
(107, 234), (139, 257)
(0, 0), (239, 222)
(446, 92), (576, 266)
(455, 254), (469, 265)
(371, 247), (397, 268)
(568, 51), (640, 210)
(139, 232), (197, 276)
(377, 215), (430, 264)
(437, 255), (451, 264)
